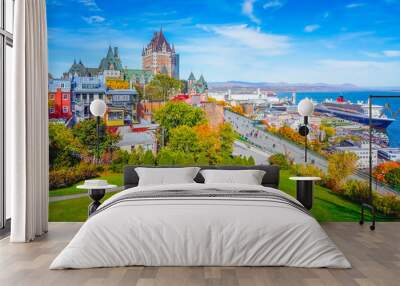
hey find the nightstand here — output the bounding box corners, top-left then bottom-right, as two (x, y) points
(77, 180), (116, 216)
(289, 177), (321, 210)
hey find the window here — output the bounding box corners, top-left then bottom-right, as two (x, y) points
(1, 0), (14, 230)
(62, 93), (68, 100)
(49, 94), (55, 100)
(49, 107), (55, 114)
(62, 106), (69, 113)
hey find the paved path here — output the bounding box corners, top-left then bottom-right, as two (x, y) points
(233, 141), (271, 165)
(49, 186), (124, 202)
(225, 110), (397, 195)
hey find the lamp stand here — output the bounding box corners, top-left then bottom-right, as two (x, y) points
(96, 116), (100, 165)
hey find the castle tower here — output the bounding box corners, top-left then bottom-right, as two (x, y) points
(142, 28), (180, 79)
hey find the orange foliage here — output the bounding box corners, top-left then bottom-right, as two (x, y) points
(373, 161), (400, 182)
(277, 126), (305, 145)
(231, 105), (244, 115)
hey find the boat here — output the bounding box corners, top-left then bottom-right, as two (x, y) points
(315, 96), (395, 129)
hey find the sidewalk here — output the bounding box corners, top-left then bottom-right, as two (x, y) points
(49, 186), (124, 202)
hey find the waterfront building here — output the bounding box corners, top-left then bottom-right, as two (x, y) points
(142, 28), (180, 79)
(335, 141), (378, 169)
(378, 148), (400, 162)
(48, 79), (72, 120)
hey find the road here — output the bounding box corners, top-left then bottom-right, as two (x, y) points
(225, 110), (397, 195)
(233, 141), (271, 165)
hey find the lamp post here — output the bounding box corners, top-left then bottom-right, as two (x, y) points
(90, 99), (107, 164)
(298, 99), (315, 163)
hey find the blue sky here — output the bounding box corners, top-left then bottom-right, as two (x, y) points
(47, 0), (400, 86)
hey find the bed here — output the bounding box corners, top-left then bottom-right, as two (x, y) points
(50, 165), (351, 269)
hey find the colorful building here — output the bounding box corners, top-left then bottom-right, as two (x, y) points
(71, 76), (106, 119)
(142, 28), (180, 79)
(48, 79), (72, 120)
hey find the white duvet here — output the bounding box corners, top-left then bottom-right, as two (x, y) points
(50, 183), (351, 269)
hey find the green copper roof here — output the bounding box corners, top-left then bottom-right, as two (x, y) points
(188, 72), (196, 81)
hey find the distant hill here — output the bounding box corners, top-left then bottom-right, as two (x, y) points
(208, 81), (399, 93)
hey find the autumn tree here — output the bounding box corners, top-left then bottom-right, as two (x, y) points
(373, 161), (400, 182)
(148, 74), (182, 101)
(219, 123), (236, 158)
(154, 101), (207, 142)
(327, 151), (358, 192)
(168, 125), (200, 153)
(72, 119), (120, 163)
(49, 123), (85, 168)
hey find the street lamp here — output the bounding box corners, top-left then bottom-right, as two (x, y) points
(90, 99), (107, 164)
(298, 99), (314, 163)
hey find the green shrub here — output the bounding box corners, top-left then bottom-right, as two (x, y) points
(291, 163), (326, 186)
(342, 180), (370, 203)
(141, 150), (156, 166)
(49, 163), (99, 190)
(268, 153), (290, 169)
(373, 193), (400, 217)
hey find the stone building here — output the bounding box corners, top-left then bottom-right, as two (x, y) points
(142, 29), (179, 79)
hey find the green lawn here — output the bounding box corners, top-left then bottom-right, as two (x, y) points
(49, 170), (392, 222)
(49, 173), (123, 197)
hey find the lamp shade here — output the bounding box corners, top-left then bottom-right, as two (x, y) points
(298, 98), (314, 116)
(90, 99), (107, 117)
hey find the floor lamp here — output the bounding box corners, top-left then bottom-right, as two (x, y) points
(90, 99), (107, 164)
(298, 99), (315, 163)
(360, 94), (400, 231)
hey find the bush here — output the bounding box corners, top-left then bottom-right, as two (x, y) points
(268, 153), (290, 169)
(49, 163), (99, 190)
(141, 150), (156, 166)
(291, 163), (326, 186)
(342, 180), (370, 203)
(373, 193), (400, 217)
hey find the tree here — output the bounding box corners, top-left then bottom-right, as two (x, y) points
(168, 125), (200, 153)
(134, 83), (164, 101)
(194, 124), (220, 165)
(196, 152), (210, 165)
(219, 123), (236, 158)
(327, 151), (358, 192)
(373, 161), (400, 182)
(385, 168), (400, 190)
(49, 123), (85, 169)
(154, 101), (207, 142)
(72, 119), (120, 163)
(148, 74), (182, 101)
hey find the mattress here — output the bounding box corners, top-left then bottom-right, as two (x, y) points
(50, 183), (351, 269)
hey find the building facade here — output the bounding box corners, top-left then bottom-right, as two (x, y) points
(48, 79), (72, 120)
(142, 29), (180, 79)
(187, 72), (208, 96)
(335, 142), (378, 169)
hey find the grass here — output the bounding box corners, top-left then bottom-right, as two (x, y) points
(49, 173), (123, 197)
(49, 170), (395, 222)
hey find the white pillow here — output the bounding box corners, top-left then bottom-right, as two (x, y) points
(200, 169), (266, 185)
(135, 167), (200, 186)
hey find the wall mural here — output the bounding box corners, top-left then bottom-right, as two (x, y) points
(47, 0), (400, 223)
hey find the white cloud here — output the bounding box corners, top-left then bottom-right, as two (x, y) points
(82, 15), (105, 24)
(346, 3), (365, 9)
(198, 24), (290, 55)
(78, 0), (101, 12)
(383, 50), (400, 57)
(242, 0), (261, 25)
(263, 0), (284, 9)
(304, 24), (320, 33)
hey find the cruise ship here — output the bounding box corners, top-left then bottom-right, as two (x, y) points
(315, 96), (395, 129)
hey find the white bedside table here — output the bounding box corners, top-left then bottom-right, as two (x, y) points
(77, 180), (117, 216)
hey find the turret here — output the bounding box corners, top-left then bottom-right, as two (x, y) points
(107, 46), (113, 58)
(114, 47), (119, 58)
